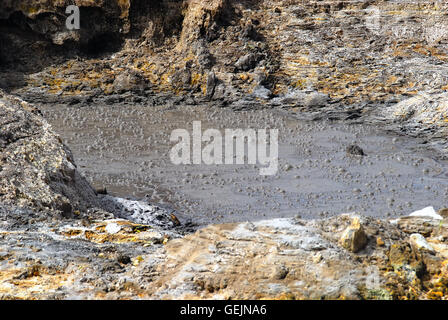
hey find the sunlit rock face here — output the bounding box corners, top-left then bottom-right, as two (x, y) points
(2, 1), (448, 122)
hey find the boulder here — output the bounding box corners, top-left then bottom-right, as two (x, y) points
(0, 90), (99, 213)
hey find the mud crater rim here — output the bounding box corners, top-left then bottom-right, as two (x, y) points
(40, 101), (448, 227)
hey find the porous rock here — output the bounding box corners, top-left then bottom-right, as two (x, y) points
(339, 217), (368, 253)
(0, 90), (99, 213)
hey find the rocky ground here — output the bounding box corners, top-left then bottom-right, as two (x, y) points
(1, 0), (448, 300)
(1, 91), (448, 300)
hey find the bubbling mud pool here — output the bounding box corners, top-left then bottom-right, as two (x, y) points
(40, 103), (448, 226)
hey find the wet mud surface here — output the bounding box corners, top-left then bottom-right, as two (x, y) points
(40, 103), (448, 226)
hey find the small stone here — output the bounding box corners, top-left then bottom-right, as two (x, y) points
(376, 237), (385, 247)
(303, 92), (329, 108)
(206, 70), (216, 99)
(346, 144), (365, 156)
(117, 254), (131, 265)
(105, 223), (122, 234)
(409, 233), (435, 254)
(235, 53), (259, 71)
(339, 217), (368, 253)
(95, 187), (108, 195)
(312, 253), (323, 264)
(59, 202), (73, 217)
(271, 265), (289, 280)
(132, 256), (144, 266)
(112, 70), (147, 93)
(81, 218), (91, 227)
(438, 208), (448, 218)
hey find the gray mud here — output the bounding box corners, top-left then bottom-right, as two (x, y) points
(40, 103), (448, 226)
